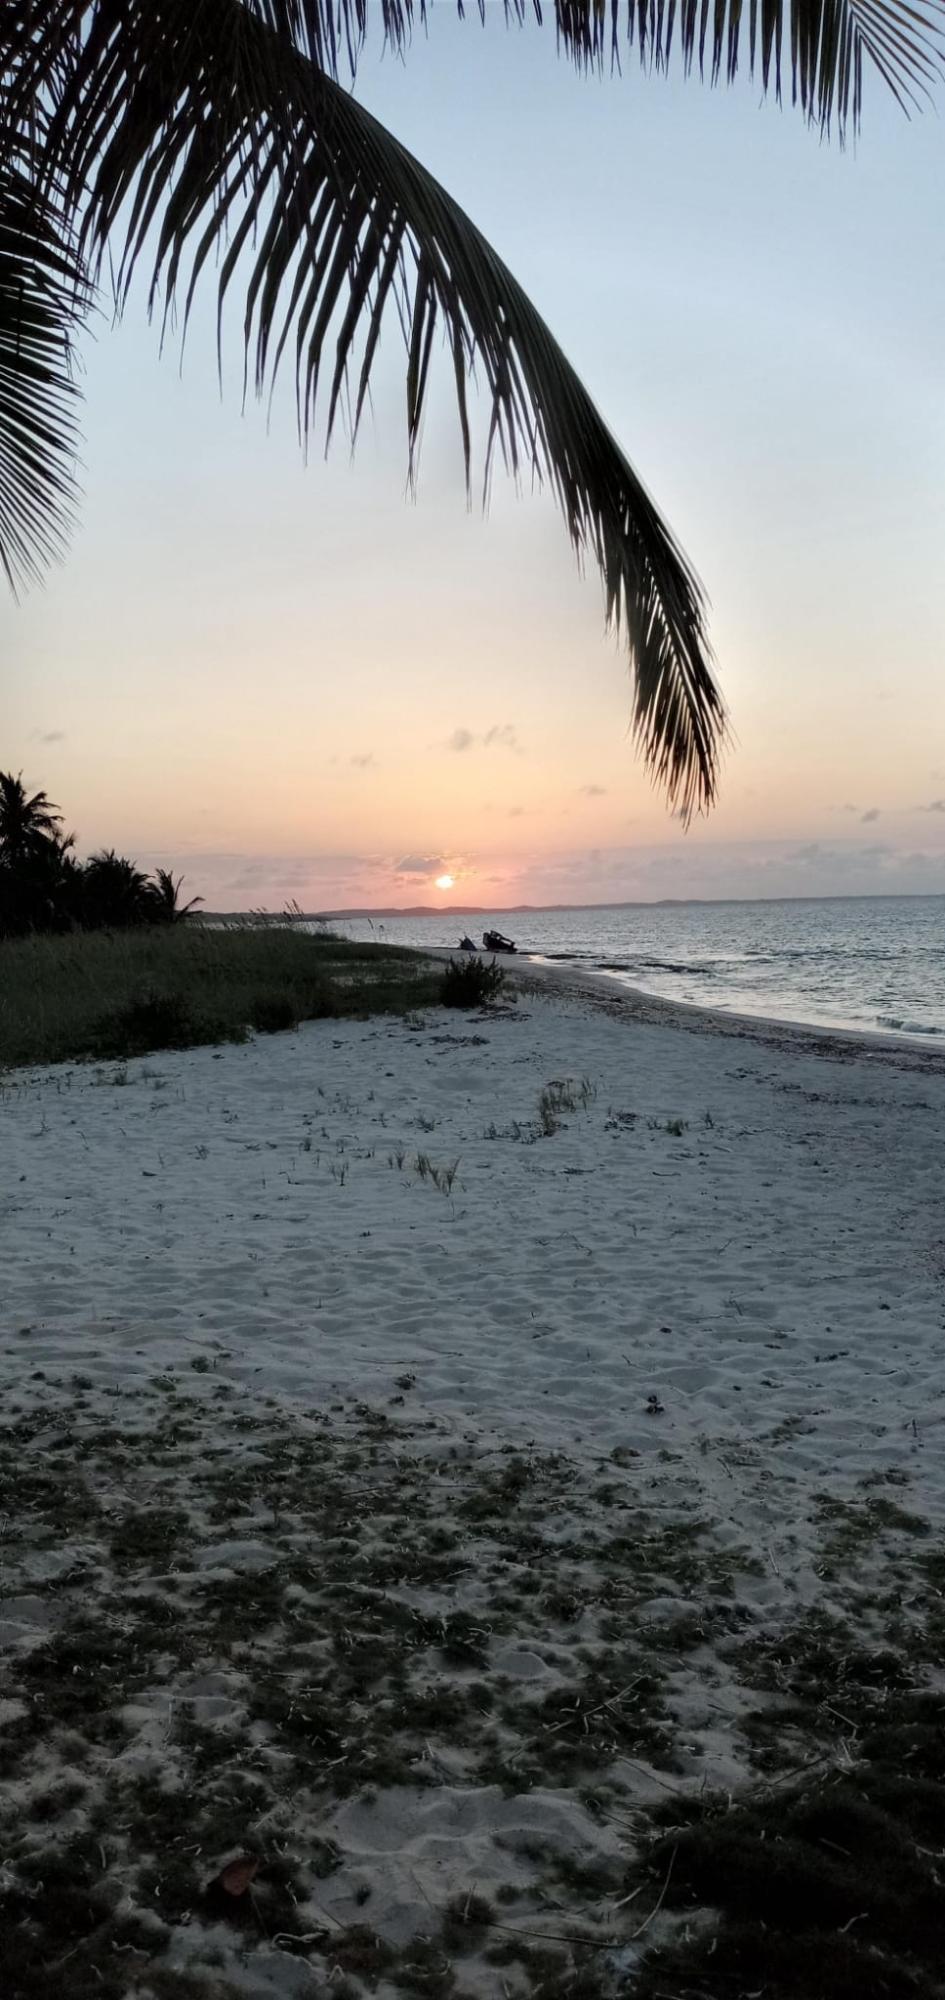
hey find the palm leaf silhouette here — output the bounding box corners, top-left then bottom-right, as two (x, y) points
(4, 0), (944, 809)
(0, 146), (88, 593)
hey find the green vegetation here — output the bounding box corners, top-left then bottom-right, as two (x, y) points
(440, 955), (506, 1009)
(0, 1386), (756, 1990)
(3, 1383), (945, 1995)
(413, 1151), (461, 1194)
(636, 1701), (945, 1999)
(538, 1075), (596, 1136)
(0, 924), (441, 1068)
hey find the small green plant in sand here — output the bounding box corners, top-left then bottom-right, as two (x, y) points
(414, 1152), (460, 1194)
(440, 955), (506, 1009)
(538, 1075), (596, 1135)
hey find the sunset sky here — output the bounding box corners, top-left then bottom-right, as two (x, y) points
(3, 12), (944, 911)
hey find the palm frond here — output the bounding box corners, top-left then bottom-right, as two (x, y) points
(12, 0), (935, 131)
(0, 154), (88, 593)
(11, 0), (724, 813)
(261, 0), (945, 131)
(50, 0), (939, 133)
(7, 0), (940, 794)
(549, 0), (945, 131)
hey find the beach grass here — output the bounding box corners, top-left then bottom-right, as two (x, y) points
(0, 923), (442, 1069)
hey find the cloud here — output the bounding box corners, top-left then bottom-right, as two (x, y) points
(350, 752), (375, 769)
(448, 724), (521, 754)
(483, 724), (520, 752)
(791, 839), (893, 869)
(923, 798), (945, 814)
(579, 784), (606, 797)
(860, 807), (880, 823)
(395, 854), (445, 876)
(839, 803), (858, 815)
(508, 806), (525, 818)
(30, 728), (66, 743)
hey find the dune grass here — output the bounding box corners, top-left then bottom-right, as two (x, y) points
(0, 923), (441, 1069)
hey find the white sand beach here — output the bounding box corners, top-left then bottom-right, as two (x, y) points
(6, 965), (944, 1525)
(3, 968), (945, 1993)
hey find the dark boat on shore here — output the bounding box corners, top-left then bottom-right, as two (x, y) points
(482, 929), (517, 953)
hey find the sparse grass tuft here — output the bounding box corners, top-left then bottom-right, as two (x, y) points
(414, 1152), (460, 1194)
(538, 1075), (595, 1135)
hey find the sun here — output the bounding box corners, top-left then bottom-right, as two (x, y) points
(434, 873), (454, 890)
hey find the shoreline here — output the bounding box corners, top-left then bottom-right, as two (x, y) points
(424, 944), (945, 1073)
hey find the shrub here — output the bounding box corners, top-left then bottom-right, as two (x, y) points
(90, 991), (244, 1059)
(440, 955), (505, 1009)
(249, 993), (299, 1035)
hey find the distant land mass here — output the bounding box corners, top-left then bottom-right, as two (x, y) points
(312, 892), (942, 918)
(311, 901), (681, 918)
(314, 904), (586, 917)
(202, 891), (940, 920)
(205, 903), (585, 920)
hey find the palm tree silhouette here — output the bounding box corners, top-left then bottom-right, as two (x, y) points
(0, 770), (63, 866)
(147, 868), (203, 924)
(3, 4), (942, 815)
(80, 849), (152, 929)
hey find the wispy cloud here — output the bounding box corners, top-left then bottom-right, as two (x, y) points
(860, 807), (880, 823)
(448, 723), (521, 754)
(579, 783), (606, 797)
(30, 728), (66, 744)
(350, 752), (375, 769)
(395, 853), (445, 876)
(923, 798), (945, 814)
(508, 805), (525, 818)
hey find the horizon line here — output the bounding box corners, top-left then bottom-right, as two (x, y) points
(202, 888), (945, 919)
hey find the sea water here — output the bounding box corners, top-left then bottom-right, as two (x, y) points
(329, 895), (945, 1041)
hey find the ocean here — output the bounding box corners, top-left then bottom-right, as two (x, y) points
(327, 894), (945, 1041)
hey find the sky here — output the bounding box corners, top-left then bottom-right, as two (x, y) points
(3, 10), (945, 911)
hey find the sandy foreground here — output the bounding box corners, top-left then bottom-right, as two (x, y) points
(2, 966), (945, 1996)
